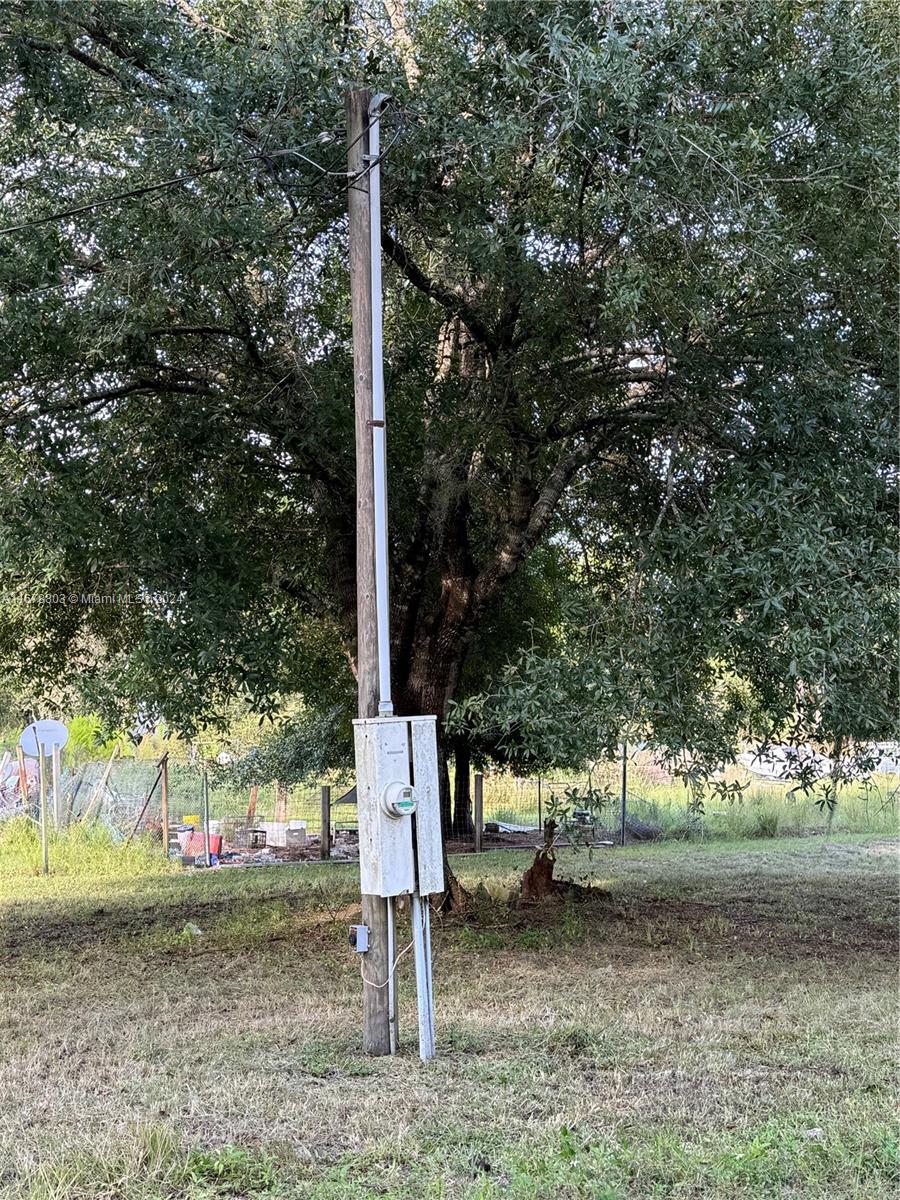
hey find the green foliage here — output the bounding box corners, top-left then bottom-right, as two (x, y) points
(0, 0), (894, 781)
(452, 450), (896, 781)
(546, 783), (614, 845)
(64, 713), (125, 762)
(753, 808), (781, 838)
(213, 703), (354, 788)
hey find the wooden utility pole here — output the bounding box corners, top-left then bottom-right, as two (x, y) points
(348, 86), (392, 1056)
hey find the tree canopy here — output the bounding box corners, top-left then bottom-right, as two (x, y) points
(0, 1), (895, 819)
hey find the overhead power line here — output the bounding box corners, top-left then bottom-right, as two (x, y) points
(0, 116), (403, 237)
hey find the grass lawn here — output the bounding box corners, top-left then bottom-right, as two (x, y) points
(0, 834), (896, 1198)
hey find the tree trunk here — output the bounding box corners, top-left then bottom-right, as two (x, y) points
(393, 582), (475, 833)
(521, 821), (563, 901)
(451, 737), (473, 838)
(273, 780), (289, 822)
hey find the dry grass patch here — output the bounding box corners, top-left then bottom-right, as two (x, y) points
(0, 836), (896, 1198)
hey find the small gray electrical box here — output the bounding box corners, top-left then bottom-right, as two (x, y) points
(349, 924), (369, 952)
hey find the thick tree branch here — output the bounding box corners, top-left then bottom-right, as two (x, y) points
(545, 394), (668, 442)
(472, 436), (602, 611)
(147, 325), (240, 339)
(20, 35), (129, 85)
(380, 230), (498, 355)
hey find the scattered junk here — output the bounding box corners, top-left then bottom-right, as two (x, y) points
(168, 823), (192, 856)
(286, 821), (308, 848)
(185, 831), (222, 857)
(232, 827), (267, 849)
(166, 803), (358, 869)
(258, 820), (288, 848)
(8, 735), (895, 877)
(623, 812), (662, 841)
(492, 820), (535, 834)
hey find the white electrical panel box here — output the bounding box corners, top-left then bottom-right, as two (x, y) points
(353, 715), (445, 898)
(409, 716), (444, 896)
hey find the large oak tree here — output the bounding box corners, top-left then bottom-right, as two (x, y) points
(0, 1), (894, 830)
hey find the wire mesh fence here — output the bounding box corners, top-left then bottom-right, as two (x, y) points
(0, 750), (356, 855)
(1, 741), (895, 865)
(467, 748), (900, 849)
(473, 752), (668, 848)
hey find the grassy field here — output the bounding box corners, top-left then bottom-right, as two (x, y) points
(0, 832), (896, 1199)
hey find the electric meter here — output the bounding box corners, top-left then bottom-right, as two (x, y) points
(381, 781), (417, 818)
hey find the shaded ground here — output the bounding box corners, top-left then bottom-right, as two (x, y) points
(0, 836), (897, 1199)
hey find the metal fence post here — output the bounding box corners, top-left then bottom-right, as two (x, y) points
(51, 744), (62, 827)
(38, 751), (48, 875)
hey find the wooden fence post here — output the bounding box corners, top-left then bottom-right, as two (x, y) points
(473, 773), (484, 853)
(51, 744), (62, 827)
(81, 741), (120, 823)
(16, 745), (28, 807)
(320, 785), (332, 859)
(160, 752), (169, 856)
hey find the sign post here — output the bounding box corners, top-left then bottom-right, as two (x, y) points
(18, 720), (69, 875)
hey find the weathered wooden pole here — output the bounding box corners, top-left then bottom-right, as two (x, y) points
(320, 785), (332, 859)
(38, 750), (48, 875)
(348, 85), (392, 1056)
(473, 773), (483, 853)
(16, 745), (28, 808)
(160, 752), (170, 857)
(51, 744), (61, 827)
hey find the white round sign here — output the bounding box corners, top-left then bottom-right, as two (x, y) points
(19, 720), (69, 759)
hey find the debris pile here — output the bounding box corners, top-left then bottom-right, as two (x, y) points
(174, 825), (360, 869)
